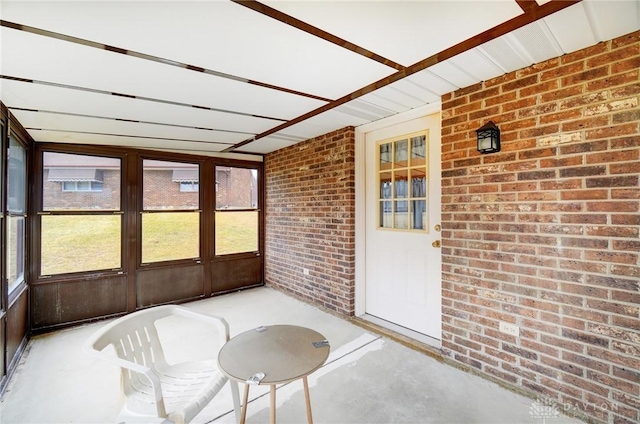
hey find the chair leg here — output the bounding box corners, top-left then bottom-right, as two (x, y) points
(229, 380), (242, 424)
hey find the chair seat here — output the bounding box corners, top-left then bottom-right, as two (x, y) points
(123, 360), (227, 424)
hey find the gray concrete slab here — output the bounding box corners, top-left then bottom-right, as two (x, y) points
(0, 287), (586, 424)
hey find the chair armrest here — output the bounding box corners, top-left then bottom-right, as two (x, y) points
(167, 305), (231, 346)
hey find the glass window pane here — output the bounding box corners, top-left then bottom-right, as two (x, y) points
(380, 201), (392, 228)
(394, 200), (408, 229)
(8, 136), (26, 213)
(379, 143), (392, 170)
(143, 160), (199, 210)
(394, 170), (408, 198)
(216, 167), (258, 209)
(410, 169), (427, 198)
(7, 216), (25, 292)
(380, 171), (392, 199)
(43, 152), (120, 211)
(394, 139), (408, 168)
(215, 211), (258, 255)
(142, 212), (199, 263)
(411, 135), (427, 167)
(41, 215), (121, 275)
(411, 200), (427, 230)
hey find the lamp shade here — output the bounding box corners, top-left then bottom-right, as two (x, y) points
(476, 121), (500, 154)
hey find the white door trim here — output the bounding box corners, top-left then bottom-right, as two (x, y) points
(354, 102), (442, 317)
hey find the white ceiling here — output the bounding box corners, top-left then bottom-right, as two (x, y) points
(1, 0), (639, 158)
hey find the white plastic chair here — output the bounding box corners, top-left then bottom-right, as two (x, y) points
(83, 305), (241, 424)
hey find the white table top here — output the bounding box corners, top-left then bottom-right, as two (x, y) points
(218, 325), (330, 385)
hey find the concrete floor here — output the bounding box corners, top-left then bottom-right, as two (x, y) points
(0, 287), (586, 424)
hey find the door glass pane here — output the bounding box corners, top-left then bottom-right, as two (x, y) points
(43, 152), (120, 210)
(142, 212), (200, 263)
(394, 139), (408, 168)
(411, 135), (426, 166)
(410, 169), (426, 197)
(215, 211), (258, 255)
(394, 200), (408, 229)
(411, 200), (427, 230)
(379, 143), (392, 170)
(216, 167), (258, 209)
(41, 215), (121, 275)
(380, 171), (392, 199)
(394, 169), (408, 198)
(143, 159), (199, 210)
(380, 201), (392, 228)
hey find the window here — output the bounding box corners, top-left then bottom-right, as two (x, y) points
(40, 152), (121, 275)
(179, 182), (199, 192)
(142, 160), (200, 263)
(7, 134), (26, 294)
(378, 133), (428, 231)
(215, 166), (259, 255)
(62, 181), (103, 192)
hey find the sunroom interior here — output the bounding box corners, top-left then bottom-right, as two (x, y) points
(0, 1), (639, 424)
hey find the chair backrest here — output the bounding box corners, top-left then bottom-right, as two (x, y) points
(86, 307), (174, 413)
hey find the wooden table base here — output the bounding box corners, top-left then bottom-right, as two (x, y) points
(238, 379), (314, 424)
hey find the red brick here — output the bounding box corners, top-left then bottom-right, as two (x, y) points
(440, 29), (640, 424)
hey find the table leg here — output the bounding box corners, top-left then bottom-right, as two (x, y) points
(303, 376), (313, 424)
(270, 384), (276, 424)
(240, 384), (250, 424)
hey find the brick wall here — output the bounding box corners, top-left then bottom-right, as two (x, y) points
(43, 169), (120, 210)
(441, 30), (639, 424)
(143, 170), (198, 210)
(265, 127), (356, 315)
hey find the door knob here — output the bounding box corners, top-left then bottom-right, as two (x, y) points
(432, 240), (441, 248)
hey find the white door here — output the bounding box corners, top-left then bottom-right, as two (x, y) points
(364, 112), (441, 340)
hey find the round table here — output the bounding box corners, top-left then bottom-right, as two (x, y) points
(218, 325), (330, 424)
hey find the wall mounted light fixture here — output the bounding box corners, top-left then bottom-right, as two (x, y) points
(476, 121), (500, 154)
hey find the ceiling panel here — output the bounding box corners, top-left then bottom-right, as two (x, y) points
(447, 49), (505, 83)
(403, 70), (459, 96)
(235, 108), (372, 153)
(583, 0), (640, 43)
(507, 20), (564, 64)
(0, 0), (396, 100)
(1, 28), (326, 120)
(11, 109), (246, 145)
(542, 3), (597, 53)
(0, 79), (276, 136)
(235, 134), (308, 155)
(27, 129), (233, 153)
(428, 61), (478, 91)
(477, 35), (529, 74)
(263, 0), (524, 66)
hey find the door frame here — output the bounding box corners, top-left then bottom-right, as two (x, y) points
(354, 102), (442, 318)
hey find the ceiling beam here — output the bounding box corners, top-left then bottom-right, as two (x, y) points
(516, 0), (541, 13)
(226, 0), (582, 152)
(232, 0), (407, 71)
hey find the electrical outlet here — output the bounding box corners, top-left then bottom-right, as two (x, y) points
(303, 268), (310, 276)
(499, 322), (520, 337)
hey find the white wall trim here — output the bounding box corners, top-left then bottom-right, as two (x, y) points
(354, 102), (442, 317)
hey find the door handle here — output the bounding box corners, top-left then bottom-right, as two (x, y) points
(432, 240), (441, 248)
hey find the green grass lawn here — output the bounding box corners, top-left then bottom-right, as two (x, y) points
(41, 211), (258, 275)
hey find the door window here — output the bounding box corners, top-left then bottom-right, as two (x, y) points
(377, 133), (428, 231)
